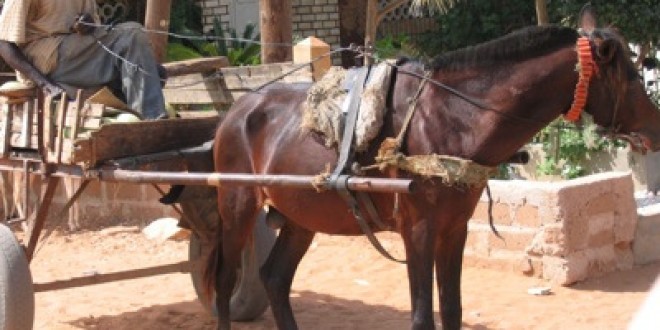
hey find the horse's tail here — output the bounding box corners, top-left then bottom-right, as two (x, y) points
(203, 231), (222, 305)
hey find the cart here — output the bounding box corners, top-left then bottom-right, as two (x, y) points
(0, 58), (415, 329)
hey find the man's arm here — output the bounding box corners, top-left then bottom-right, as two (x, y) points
(0, 40), (64, 97)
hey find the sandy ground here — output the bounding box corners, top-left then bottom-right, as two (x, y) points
(25, 226), (660, 330)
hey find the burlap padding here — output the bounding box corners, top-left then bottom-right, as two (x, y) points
(301, 63), (392, 152)
(301, 66), (346, 148)
(370, 138), (496, 187)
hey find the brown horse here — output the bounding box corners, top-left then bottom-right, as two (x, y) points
(208, 25), (660, 329)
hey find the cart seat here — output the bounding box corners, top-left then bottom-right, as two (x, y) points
(0, 81), (36, 99)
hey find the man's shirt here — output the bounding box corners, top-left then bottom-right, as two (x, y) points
(0, 0), (98, 74)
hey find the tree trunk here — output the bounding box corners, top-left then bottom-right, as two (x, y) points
(145, 0), (172, 63)
(260, 0), (293, 64)
(338, 0), (366, 67)
(535, 0), (549, 25)
(364, 0), (379, 65)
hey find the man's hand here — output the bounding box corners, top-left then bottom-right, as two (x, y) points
(71, 13), (95, 35)
(40, 82), (65, 99)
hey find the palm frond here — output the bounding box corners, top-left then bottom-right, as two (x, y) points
(410, 0), (460, 14)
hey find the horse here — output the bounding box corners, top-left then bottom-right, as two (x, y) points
(207, 24), (660, 329)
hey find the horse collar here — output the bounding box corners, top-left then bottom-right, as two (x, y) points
(564, 37), (598, 122)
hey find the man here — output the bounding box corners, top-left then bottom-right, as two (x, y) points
(0, 0), (167, 119)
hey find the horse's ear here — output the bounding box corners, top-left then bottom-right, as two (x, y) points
(595, 39), (620, 64)
(578, 3), (598, 34)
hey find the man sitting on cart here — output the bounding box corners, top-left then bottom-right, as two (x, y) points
(0, 0), (168, 119)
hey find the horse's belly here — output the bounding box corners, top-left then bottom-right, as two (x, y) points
(264, 188), (370, 235)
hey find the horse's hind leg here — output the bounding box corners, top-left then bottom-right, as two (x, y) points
(215, 189), (260, 330)
(435, 222), (468, 330)
(260, 220), (315, 330)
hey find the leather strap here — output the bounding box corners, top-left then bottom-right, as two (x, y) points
(327, 65), (404, 263)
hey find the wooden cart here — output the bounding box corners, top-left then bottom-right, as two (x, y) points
(0, 59), (414, 329)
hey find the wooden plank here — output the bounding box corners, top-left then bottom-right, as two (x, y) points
(163, 73), (229, 105)
(43, 96), (54, 154)
(163, 89), (229, 105)
(163, 57), (229, 77)
(33, 261), (192, 292)
(69, 91), (84, 145)
(72, 115), (222, 167)
(0, 103), (12, 157)
(54, 95), (68, 163)
(19, 100), (34, 148)
(10, 133), (38, 149)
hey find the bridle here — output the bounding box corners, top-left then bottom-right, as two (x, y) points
(564, 36), (598, 122)
(564, 33), (623, 133)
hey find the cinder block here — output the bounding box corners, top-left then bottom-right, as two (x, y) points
(513, 203), (540, 228)
(634, 206), (660, 265)
(525, 223), (565, 257)
(488, 229), (536, 252)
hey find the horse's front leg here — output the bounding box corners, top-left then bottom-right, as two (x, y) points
(402, 217), (436, 330)
(260, 220), (315, 330)
(435, 221), (468, 330)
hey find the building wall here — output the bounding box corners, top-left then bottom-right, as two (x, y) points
(196, 0), (231, 31)
(197, 0), (342, 64)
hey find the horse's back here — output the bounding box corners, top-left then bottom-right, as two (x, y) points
(214, 82), (321, 173)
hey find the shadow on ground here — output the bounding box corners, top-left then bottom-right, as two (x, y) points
(67, 290), (493, 329)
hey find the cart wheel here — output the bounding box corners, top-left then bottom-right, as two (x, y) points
(0, 223), (34, 330)
(189, 214), (276, 321)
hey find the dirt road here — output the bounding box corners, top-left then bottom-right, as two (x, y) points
(28, 226), (659, 329)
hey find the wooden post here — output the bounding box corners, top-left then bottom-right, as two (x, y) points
(293, 37), (331, 81)
(145, 0), (172, 62)
(364, 0), (379, 66)
(260, 0), (293, 64)
(535, 0), (549, 25)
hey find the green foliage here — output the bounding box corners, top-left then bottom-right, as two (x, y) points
(551, 0), (660, 47)
(166, 43), (202, 62)
(414, 0), (542, 55)
(413, 0), (659, 56)
(534, 119), (625, 179)
(373, 34), (421, 61)
(165, 15), (261, 66)
(204, 18), (261, 66)
(649, 89), (660, 108)
(169, 0), (203, 37)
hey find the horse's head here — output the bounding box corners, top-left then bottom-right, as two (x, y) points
(580, 29), (660, 153)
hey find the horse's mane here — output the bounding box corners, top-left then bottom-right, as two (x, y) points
(429, 25), (579, 71)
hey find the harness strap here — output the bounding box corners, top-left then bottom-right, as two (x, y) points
(394, 71), (431, 152)
(329, 67), (370, 180)
(327, 65), (404, 263)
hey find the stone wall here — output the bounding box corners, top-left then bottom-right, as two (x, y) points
(465, 172), (638, 285)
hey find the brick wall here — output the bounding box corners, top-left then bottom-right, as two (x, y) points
(291, 0), (340, 49)
(49, 179), (178, 230)
(466, 172), (638, 285)
(196, 0), (231, 31)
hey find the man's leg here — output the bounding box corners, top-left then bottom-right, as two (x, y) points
(49, 22), (166, 119)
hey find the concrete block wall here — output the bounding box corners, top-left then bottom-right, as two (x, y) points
(50, 178), (178, 230)
(633, 204), (660, 265)
(465, 172), (638, 285)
